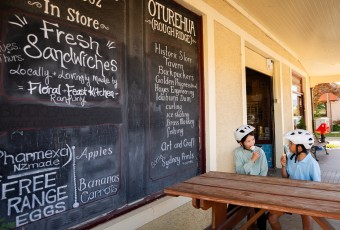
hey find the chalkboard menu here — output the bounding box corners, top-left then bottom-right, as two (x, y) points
(144, 0), (201, 185)
(0, 0), (202, 229)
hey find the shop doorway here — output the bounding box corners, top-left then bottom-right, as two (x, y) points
(246, 68), (275, 168)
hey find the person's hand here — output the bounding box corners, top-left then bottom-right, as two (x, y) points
(251, 151), (260, 162)
(281, 154), (287, 167)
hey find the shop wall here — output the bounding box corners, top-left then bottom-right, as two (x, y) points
(302, 77), (313, 131)
(93, 0), (312, 228)
(276, 64), (294, 166)
(272, 61), (285, 167)
(202, 0), (304, 71)
(282, 65), (294, 131)
(186, 0), (308, 174)
(215, 22), (243, 172)
(246, 48), (274, 77)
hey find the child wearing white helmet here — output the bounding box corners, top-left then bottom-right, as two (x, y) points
(268, 129), (321, 230)
(233, 125), (268, 176)
(233, 125), (268, 230)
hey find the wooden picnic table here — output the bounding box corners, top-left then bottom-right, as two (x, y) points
(164, 171), (340, 230)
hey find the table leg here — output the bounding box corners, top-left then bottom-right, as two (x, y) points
(192, 199), (227, 229)
(312, 217), (336, 230)
(211, 202), (227, 229)
(192, 198), (212, 210)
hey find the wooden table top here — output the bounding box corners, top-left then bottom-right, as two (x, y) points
(164, 171), (340, 220)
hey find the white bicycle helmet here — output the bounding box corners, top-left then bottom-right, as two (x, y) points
(284, 129), (314, 149)
(234, 125), (255, 142)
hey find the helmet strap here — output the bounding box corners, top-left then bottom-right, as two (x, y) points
(239, 143), (246, 149)
(292, 144), (306, 163)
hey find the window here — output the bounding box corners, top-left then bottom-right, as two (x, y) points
(292, 74), (305, 129)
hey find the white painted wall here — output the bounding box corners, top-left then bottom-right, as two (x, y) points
(331, 100), (340, 121)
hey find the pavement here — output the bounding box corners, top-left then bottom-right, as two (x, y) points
(265, 137), (340, 229)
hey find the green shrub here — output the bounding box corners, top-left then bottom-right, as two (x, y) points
(333, 124), (340, 131)
(296, 117), (306, 129)
(314, 104), (326, 117)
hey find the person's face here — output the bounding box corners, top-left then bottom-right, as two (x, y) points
(288, 140), (298, 152)
(242, 135), (255, 150)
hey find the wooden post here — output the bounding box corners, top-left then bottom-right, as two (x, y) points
(211, 202), (227, 229)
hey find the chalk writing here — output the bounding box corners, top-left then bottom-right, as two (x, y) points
(0, 41), (23, 63)
(145, 0), (196, 45)
(0, 124), (121, 227)
(150, 154), (180, 169)
(0, 0), (201, 229)
(40, 0), (109, 30)
(78, 174), (119, 203)
(1, 171), (68, 227)
(76, 146), (113, 160)
(0, 145), (73, 172)
(149, 41), (199, 175)
(4, 13), (120, 107)
(82, 0), (103, 8)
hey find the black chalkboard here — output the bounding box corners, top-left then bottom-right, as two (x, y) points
(2, 11), (120, 107)
(144, 0), (201, 191)
(0, 124), (121, 229)
(0, 0), (202, 229)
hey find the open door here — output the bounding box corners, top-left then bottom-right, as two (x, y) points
(246, 68), (275, 168)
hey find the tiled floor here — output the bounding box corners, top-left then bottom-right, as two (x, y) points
(316, 139), (340, 183)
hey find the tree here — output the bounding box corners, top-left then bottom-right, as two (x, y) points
(312, 83), (340, 117)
